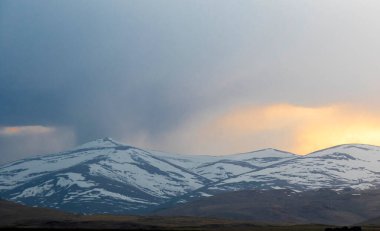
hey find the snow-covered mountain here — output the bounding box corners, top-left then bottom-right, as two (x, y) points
(200, 144), (380, 195)
(0, 138), (211, 214)
(1, 138), (380, 214)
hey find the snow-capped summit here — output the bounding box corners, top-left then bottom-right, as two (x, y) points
(308, 143), (380, 158)
(228, 148), (296, 159)
(226, 148), (296, 167)
(72, 137), (125, 150)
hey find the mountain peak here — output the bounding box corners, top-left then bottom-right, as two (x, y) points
(308, 143), (380, 157)
(227, 148), (296, 160)
(73, 137), (123, 150)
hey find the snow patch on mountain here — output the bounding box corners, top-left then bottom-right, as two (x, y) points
(13, 180), (55, 199)
(56, 173), (96, 188)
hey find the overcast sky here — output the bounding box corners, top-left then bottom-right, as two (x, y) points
(2, 0), (380, 163)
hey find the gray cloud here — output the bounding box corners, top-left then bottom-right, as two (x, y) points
(2, 0), (380, 162)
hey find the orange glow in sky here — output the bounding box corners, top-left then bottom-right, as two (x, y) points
(0, 126), (54, 136)
(212, 104), (380, 154)
(168, 104), (380, 155)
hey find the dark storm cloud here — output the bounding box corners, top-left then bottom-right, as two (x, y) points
(0, 1), (204, 138)
(1, 0), (276, 143)
(2, 0), (380, 163)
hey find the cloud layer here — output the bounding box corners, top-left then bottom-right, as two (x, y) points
(2, 0), (380, 162)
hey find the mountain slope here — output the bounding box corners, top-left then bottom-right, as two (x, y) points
(191, 149), (297, 182)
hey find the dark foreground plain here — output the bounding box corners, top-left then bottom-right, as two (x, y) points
(157, 189), (380, 226)
(1, 200), (380, 231)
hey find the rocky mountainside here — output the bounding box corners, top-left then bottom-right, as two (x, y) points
(1, 138), (380, 214)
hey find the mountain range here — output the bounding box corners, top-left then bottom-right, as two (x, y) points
(1, 137), (380, 215)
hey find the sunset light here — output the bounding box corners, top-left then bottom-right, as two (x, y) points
(192, 104), (380, 154)
(3, 1), (380, 228)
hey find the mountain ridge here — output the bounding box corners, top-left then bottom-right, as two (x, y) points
(4, 137), (380, 166)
